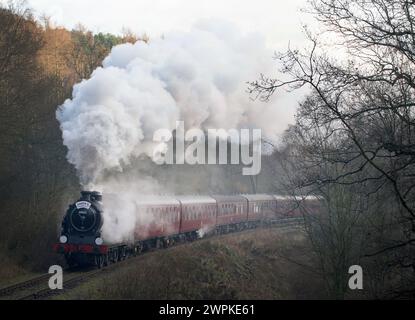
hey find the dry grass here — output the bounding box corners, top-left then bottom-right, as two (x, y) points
(0, 251), (37, 287)
(58, 228), (327, 300)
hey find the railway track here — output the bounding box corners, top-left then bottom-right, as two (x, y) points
(0, 274), (51, 299)
(18, 269), (103, 300)
(0, 218), (304, 300)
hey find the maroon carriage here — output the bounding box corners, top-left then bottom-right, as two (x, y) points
(177, 196), (217, 239)
(213, 195), (248, 231)
(242, 194), (276, 224)
(134, 197), (181, 242)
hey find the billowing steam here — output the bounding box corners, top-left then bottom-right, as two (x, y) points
(57, 20), (294, 242)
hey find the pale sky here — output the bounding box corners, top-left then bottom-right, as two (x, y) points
(27, 0), (311, 50)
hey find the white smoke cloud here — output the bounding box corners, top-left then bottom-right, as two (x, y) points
(57, 20), (293, 187)
(100, 176), (165, 243)
(57, 20), (295, 242)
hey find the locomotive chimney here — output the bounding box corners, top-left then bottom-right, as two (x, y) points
(81, 191), (92, 201)
(80, 191), (102, 202)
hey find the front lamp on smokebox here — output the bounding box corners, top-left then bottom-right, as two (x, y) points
(59, 235), (68, 244)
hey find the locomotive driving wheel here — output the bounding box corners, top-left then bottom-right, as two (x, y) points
(95, 255), (104, 269)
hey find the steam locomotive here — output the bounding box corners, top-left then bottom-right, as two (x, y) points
(54, 191), (320, 268)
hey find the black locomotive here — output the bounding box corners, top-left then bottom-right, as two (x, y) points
(58, 191), (105, 267)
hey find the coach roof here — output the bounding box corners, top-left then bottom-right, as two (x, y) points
(176, 196), (216, 205)
(242, 194), (276, 201)
(212, 195), (247, 203)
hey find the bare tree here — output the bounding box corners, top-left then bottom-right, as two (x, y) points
(249, 0), (415, 298)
